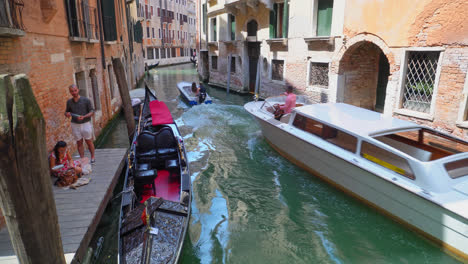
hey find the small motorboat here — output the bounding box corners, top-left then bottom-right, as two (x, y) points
(118, 87), (191, 264)
(177, 81), (212, 105)
(244, 101), (468, 260)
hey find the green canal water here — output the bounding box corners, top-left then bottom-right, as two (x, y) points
(93, 64), (462, 264)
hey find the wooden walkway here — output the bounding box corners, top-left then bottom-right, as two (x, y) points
(0, 148), (127, 264)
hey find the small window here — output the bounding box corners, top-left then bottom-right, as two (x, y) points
(361, 141), (415, 179)
(152, 28), (155, 38)
(146, 27), (150, 38)
(293, 114), (357, 153)
(271, 59), (284, 81)
(212, 56), (218, 70)
(309, 62), (329, 88)
(231, 57), (236, 73)
(445, 159), (468, 179)
(401, 51), (441, 113)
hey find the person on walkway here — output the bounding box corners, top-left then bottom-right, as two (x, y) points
(65, 84), (96, 163)
(274, 86), (297, 120)
(49, 141), (82, 186)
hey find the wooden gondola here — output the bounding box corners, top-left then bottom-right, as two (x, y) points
(118, 87), (191, 264)
(189, 56), (196, 65)
(146, 62), (160, 71)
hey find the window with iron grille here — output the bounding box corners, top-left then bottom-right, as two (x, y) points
(0, 0), (25, 32)
(271, 59), (284, 81)
(171, 47), (176, 57)
(65, 0), (99, 40)
(401, 51), (440, 113)
(180, 48), (184, 57)
(231, 57), (236, 73)
(161, 48), (166, 59)
(212, 56), (218, 70)
(309, 62), (329, 88)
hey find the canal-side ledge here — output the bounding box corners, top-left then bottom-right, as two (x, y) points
(0, 148), (127, 264)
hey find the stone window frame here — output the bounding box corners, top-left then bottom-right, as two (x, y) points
(209, 16), (217, 42)
(211, 55), (218, 71)
(306, 57), (330, 92)
(269, 57), (286, 84)
(456, 72), (468, 128)
(394, 47), (444, 121)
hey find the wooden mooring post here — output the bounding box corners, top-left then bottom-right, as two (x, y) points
(112, 57), (136, 139)
(0, 75), (65, 264)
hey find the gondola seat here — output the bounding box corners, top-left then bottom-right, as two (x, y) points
(134, 163), (157, 196)
(153, 128), (178, 167)
(136, 131), (158, 163)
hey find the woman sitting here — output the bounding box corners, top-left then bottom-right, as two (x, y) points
(191, 82), (200, 95)
(49, 141), (82, 186)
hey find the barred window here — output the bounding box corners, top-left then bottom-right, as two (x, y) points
(271, 60), (284, 81)
(231, 57), (236, 73)
(211, 56), (218, 70)
(401, 51), (440, 113)
(309, 62), (329, 88)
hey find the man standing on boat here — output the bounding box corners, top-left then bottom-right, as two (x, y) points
(65, 84), (96, 164)
(274, 86), (296, 120)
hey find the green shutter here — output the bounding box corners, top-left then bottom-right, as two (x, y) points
(269, 3), (277, 38)
(230, 15), (235, 40)
(202, 4), (207, 34)
(282, 0), (288, 38)
(317, 0), (333, 36)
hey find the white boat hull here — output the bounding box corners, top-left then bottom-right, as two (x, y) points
(252, 114), (468, 260)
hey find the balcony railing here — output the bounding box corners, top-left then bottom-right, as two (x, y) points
(0, 0), (25, 31)
(68, 0), (99, 40)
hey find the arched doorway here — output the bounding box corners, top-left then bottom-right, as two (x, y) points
(247, 20), (258, 37)
(246, 20), (260, 92)
(338, 42), (390, 112)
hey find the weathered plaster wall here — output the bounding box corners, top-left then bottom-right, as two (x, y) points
(344, 0), (468, 47)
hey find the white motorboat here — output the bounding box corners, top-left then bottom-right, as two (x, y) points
(177, 81), (212, 105)
(244, 101), (468, 260)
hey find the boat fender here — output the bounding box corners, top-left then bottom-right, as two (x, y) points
(180, 191), (190, 206)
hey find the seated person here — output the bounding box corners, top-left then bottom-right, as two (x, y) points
(274, 86), (297, 120)
(49, 141), (82, 185)
(191, 82), (200, 95)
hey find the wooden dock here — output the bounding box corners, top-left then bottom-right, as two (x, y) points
(0, 148), (127, 264)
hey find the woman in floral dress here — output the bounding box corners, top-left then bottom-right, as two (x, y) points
(49, 141), (82, 186)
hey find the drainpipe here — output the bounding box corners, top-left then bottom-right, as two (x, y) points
(97, 0), (106, 69)
(282, 0), (288, 38)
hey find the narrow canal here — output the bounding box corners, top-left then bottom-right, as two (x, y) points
(95, 63), (461, 264)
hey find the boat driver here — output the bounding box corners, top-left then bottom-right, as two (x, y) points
(274, 86), (297, 120)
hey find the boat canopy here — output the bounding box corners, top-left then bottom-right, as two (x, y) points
(150, 100), (174, 125)
(295, 103), (417, 136)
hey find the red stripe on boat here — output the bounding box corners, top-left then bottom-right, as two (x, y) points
(150, 100), (174, 125)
